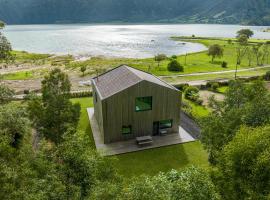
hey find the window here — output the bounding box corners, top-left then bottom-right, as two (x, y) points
(159, 120), (173, 129)
(135, 96), (152, 112)
(122, 125), (132, 135)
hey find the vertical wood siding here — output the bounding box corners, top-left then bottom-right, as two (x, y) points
(98, 80), (181, 144)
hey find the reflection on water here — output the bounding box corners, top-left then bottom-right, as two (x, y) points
(3, 24), (270, 58)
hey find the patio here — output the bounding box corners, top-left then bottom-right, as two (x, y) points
(87, 108), (195, 156)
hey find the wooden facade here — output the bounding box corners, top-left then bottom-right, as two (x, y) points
(92, 66), (181, 144)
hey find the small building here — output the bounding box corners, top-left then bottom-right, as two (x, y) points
(91, 65), (181, 144)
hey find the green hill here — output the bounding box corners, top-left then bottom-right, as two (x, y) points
(1, 0), (270, 25)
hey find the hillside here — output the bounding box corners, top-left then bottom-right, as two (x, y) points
(0, 0), (270, 25)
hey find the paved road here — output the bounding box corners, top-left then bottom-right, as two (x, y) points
(160, 65), (270, 78)
(180, 111), (201, 139)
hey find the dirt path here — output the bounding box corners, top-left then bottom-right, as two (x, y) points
(199, 90), (225, 106)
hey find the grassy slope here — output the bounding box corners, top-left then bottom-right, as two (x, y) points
(71, 97), (209, 177)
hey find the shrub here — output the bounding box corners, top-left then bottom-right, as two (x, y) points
(265, 71), (270, 81)
(69, 91), (93, 98)
(211, 83), (220, 92)
(171, 55), (177, 59)
(23, 90), (30, 95)
(167, 60), (184, 72)
(175, 83), (189, 91)
(221, 61), (228, 68)
(184, 86), (200, 102)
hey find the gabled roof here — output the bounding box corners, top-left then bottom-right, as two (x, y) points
(92, 65), (178, 99)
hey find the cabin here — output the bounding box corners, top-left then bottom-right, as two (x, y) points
(91, 65), (181, 144)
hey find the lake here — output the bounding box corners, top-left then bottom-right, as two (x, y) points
(3, 24), (270, 58)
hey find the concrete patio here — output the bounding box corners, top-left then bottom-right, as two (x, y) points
(87, 108), (195, 156)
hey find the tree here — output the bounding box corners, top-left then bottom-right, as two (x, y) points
(208, 44), (223, 63)
(167, 59), (183, 72)
(154, 54), (167, 69)
(56, 130), (121, 199)
(0, 84), (14, 104)
(235, 35), (249, 78)
(0, 104), (30, 148)
(168, 167), (220, 200)
(80, 65), (86, 76)
(121, 167), (220, 200)
(201, 80), (270, 164)
(0, 33), (13, 63)
(237, 34), (248, 46)
(28, 68), (81, 144)
(0, 21), (5, 29)
(253, 44), (263, 66)
(214, 126), (270, 200)
(236, 29), (254, 38)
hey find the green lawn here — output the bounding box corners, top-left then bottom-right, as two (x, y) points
(183, 99), (210, 119)
(71, 97), (209, 177)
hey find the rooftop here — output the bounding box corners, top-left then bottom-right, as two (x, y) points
(92, 65), (178, 99)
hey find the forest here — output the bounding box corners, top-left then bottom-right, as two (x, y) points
(1, 0), (270, 25)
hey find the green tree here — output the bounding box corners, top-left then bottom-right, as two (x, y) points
(28, 68), (81, 144)
(154, 54), (167, 69)
(121, 167), (220, 200)
(0, 84), (14, 104)
(0, 20), (4, 29)
(167, 59), (183, 72)
(201, 80), (270, 164)
(214, 126), (270, 200)
(80, 65), (87, 76)
(236, 29), (254, 38)
(208, 44), (224, 63)
(57, 130), (121, 199)
(0, 104), (30, 148)
(0, 33), (13, 62)
(253, 44), (263, 66)
(237, 34), (248, 45)
(168, 167), (220, 200)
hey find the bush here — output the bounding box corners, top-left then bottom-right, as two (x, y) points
(184, 86), (200, 102)
(175, 83), (189, 91)
(167, 60), (184, 72)
(206, 81), (220, 92)
(221, 61), (228, 68)
(211, 83), (219, 92)
(265, 71), (270, 81)
(171, 55), (177, 59)
(69, 91), (93, 98)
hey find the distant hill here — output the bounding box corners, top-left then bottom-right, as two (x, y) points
(1, 0), (270, 25)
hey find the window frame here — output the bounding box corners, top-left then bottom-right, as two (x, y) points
(135, 96), (153, 112)
(122, 125), (132, 135)
(159, 119), (173, 129)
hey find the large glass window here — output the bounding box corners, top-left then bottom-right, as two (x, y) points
(159, 119), (173, 129)
(135, 96), (152, 112)
(122, 125), (132, 135)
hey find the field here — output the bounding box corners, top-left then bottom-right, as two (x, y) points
(71, 97), (209, 177)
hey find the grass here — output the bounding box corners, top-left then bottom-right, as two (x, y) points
(218, 86), (228, 94)
(4, 37), (270, 81)
(184, 99), (210, 119)
(1, 71), (35, 80)
(65, 37), (270, 76)
(71, 97), (209, 177)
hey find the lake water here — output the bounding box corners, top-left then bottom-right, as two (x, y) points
(3, 24), (270, 58)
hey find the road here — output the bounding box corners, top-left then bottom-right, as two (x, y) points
(160, 65), (270, 78)
(180, 111), (201, 139)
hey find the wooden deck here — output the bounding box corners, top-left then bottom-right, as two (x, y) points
(87, 108), (195, 156)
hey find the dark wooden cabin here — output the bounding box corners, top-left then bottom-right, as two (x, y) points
(91, 65), (181, 144)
